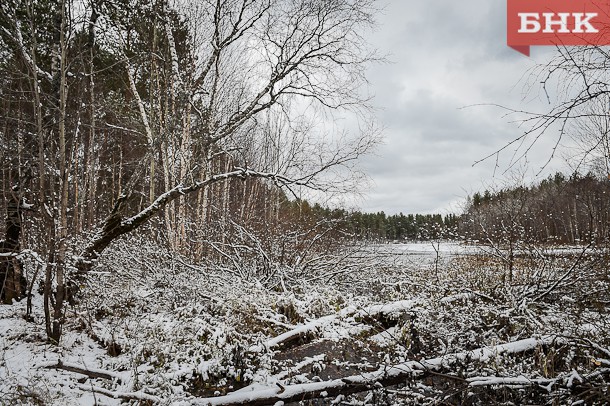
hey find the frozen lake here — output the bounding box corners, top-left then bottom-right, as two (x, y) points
(359, 241), (484, 268)
(373, 241), (483, 256)
(368, 242), (596, 265)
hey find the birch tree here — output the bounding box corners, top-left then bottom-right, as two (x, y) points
(0, 0), (379, 342)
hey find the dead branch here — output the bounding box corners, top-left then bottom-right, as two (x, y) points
(40, 360), (122, 384)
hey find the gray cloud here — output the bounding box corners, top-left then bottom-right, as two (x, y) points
(356, 0), (566, 215)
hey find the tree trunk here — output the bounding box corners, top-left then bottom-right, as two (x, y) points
(0, 190), (27, 304)
(44, 0), (69, 343)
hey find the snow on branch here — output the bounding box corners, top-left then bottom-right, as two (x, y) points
(1, 22), (53, 82)
(79, 167), (332, 269)
(186, 335), (564, 406)
(467, 375), (556, 388)
(77, 384), (161, 403)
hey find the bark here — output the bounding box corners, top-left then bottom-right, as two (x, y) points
(125, 59), (156, 204)
(42, 360), (122, 383)
(177, 101), (191, 250)
(82, 6), (98, 232)
(43, 0), (69, 343)
(0, 190), (27, 304)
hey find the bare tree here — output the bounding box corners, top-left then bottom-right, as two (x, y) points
(0, 0), (380, 342)
(568, 93), (610, 175)
(478, 45), (610, 174)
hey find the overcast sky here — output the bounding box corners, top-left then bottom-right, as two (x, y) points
(356, 0), (567, 215)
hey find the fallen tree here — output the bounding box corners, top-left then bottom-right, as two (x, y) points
(173, 335), (565, 405)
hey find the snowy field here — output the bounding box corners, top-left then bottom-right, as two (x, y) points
(1, 239), (609, 405)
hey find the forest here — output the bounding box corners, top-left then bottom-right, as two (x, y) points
(318, 171), (610, 244)
(1, 0), (610, 405)
(461, 172), (610, 245)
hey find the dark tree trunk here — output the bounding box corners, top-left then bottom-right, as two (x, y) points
(1, 189), (27, 304)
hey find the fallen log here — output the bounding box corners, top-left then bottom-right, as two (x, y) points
(40, 359), (123, 384)
(248, 300), (420, 354)
(184, 335), (564, 406)
(248, 315), (336, 353)
(77, 384), (161, 403)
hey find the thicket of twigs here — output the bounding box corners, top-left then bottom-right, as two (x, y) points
(2, 235), (608, 405)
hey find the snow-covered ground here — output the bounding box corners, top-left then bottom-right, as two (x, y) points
(0, 296), (123, 405)
(1, 239), (609, 405)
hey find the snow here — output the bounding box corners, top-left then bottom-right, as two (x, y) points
(0, 297), (124, 405)
(1, 239), (609, 404)
(186, 336), (562, 405)
(20, 198), (34, 210)
(369, 326), (398, 346)
(467, 375), (555, 387)
(440, 292), (475, 303)
(361, 300), (419, 317)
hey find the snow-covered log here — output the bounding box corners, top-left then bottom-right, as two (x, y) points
(249, 315), (336, 353)
(248, 300), (420, 354)
(188, 335), (564, 405)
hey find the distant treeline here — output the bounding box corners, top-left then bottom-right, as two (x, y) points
(292, 171), (610, 244)
(345, 212), (459, 241)
(287, 200), (458, 241)
(459, 172), (610, 245)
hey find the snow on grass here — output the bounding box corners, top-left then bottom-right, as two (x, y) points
(1, 239), (609, 405)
